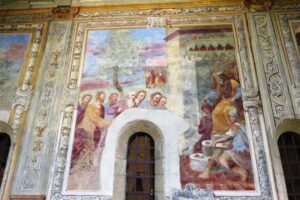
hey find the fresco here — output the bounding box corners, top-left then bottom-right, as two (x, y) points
(66, 28), (167, 191)
(291, 22), (300, 58)
(0, 33), (31, 122)
(179, 27), (255, 190)
(66, 26), (255, 192)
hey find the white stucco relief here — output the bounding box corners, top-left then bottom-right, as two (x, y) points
(100, 108), (189, 196)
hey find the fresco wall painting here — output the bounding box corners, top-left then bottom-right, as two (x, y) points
(291, 21), (300, 61)
(66, 28), (167, 191)
(0, 33), (31, 123)
(178, 26), (254, 191)
(64, 25), (255, 194)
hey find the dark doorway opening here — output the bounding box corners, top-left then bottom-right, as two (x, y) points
(278, 132), (300, 200)
(0, 132), (11, 187)
(126, 132), (155, 200)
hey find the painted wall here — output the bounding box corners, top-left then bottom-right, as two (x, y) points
(0, 3), (300, 200)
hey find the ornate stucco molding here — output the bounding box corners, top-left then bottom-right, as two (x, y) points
(271, 3), (300, 11)
(0, 23), (44, 91)
(12, 87), (33, 113)
(276, 12), (300, 115)
(249, 14), (292, 124)
(243, 0), (272, 12)
(243, 89), (262, 113)
(172, 184), (214, 200)
(292, 88), (300, 113)
(75, 6), (245, 20)
(0, 22), (47, 200)
(11, 87), (33, 138)
(48, 13), (272, 199)
(248, 108), (272, 199)
(52, 6), (79, 20)
(147, 16), (171, 28)
(0, 6), (246, 23)
(12, 22), (70, 193)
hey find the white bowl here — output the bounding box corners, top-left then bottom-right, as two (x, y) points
(189, 153), (209, 172)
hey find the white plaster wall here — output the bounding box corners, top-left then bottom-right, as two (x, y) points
(0, 111), (10, 123)
(100, 108), (189, 197)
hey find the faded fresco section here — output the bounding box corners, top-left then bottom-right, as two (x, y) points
(66, 28), (167, 191)
(177, 26), (254, 190)
(291, 22), (300, 60)
(65, 26), (255, 193)
(0, 33), (31, 122)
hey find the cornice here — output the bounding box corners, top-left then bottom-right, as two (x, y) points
(0, 0), (300, 19)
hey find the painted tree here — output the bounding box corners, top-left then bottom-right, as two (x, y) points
(101, 29), (142, 70)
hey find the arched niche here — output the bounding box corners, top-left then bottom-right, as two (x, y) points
(100, 108), (189, 199)
(273, 119), (300, 200)
(0, 121), (13, 198)
(114, 122), (163, 200)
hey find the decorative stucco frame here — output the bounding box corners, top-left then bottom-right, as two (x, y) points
(48, 10), (273, 200)
(0, 22), (48, 200)
(259, 11), (300, 200)
(274, 12), (300, 114)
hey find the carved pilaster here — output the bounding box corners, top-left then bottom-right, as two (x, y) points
(250, 14), (292, 124)
(276, 13), (300, 115)
(50, 104), (74, 197)
(248, 108), (272, 198)
(13, 22), (70, 193)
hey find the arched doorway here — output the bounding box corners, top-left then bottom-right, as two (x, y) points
(0, 121), (13, 199)
(104, 110), (189, 199)
(278, 132), (300, 200)
(0, 132), (11, 187)
(126, 132), (155, 200)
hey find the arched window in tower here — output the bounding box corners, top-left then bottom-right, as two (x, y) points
(278, 132), (300, 200)
(0, 132), (11, 187)
(126, 132), (155, 200)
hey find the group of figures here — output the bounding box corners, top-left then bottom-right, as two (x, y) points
(145, 69), (166, 88)
(71, 89), (168, 171)
(193, 72), (252, 182)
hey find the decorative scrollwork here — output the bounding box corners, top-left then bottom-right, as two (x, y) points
(277, 13), (300, 114)
(242, 89), (262, 113)
(147, 17), (171, 28)
(172, 183), (214, 200)
(15, 22), (69, 193)
(253, 14), (290, 123)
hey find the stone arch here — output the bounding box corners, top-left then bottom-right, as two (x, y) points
(0, 121), (13, 198)
(113, 120), (164, 200)
(0, 121), (14, 138)
(275, 119), (300, 141)
(99, 108), (189, 199)
(272, 119), (300, 200)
